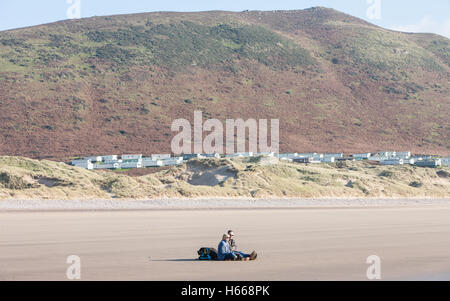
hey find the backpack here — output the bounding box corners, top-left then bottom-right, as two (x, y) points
(197, 247), (218, 260)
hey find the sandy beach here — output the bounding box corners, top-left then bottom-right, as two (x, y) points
(1, 198), (450, 211)
(1, 199), (450, 281)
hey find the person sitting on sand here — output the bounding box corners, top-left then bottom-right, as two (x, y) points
(227, 230), (238, 251)
(227, 230), (257, 261)
(217, 234), (237, 261)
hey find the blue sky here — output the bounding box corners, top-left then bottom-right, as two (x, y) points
(1, 0), (449, 38)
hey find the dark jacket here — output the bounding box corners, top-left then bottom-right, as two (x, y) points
(228, 238), (236, 250)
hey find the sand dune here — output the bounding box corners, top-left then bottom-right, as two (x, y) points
(1, 157), (449, 200)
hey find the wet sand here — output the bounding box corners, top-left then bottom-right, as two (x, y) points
(1, 205), (450, 280)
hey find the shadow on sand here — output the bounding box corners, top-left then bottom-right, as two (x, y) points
(149, 258), (199, 262)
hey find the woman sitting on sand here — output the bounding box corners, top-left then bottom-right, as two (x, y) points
(218, 234), (236, 261)
(218, 234), (257, 261)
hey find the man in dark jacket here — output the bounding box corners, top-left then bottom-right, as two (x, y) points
(227, 230), (237, 251)
(227, 230), (257, 261)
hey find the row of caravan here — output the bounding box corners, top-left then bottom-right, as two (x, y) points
(71, 152), (449, 170)
(71, 154), (183, 170)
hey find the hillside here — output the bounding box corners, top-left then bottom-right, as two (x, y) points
(0, 7), (449, 160)
(0, 156), (449, 200)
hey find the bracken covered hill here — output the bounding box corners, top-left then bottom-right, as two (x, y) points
(0, 7), (449, 160)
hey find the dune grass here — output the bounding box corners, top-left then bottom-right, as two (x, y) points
(0, 156), (448, 200)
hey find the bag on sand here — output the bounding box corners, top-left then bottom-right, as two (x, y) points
(197, 247), (218, 261)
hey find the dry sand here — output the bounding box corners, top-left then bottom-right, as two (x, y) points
(1, 200), (450, 281)
(1, 198), (450, 211)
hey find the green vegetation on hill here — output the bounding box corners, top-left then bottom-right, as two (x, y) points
(1, 21), (314, 72)
(334, 28), (445, 72)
